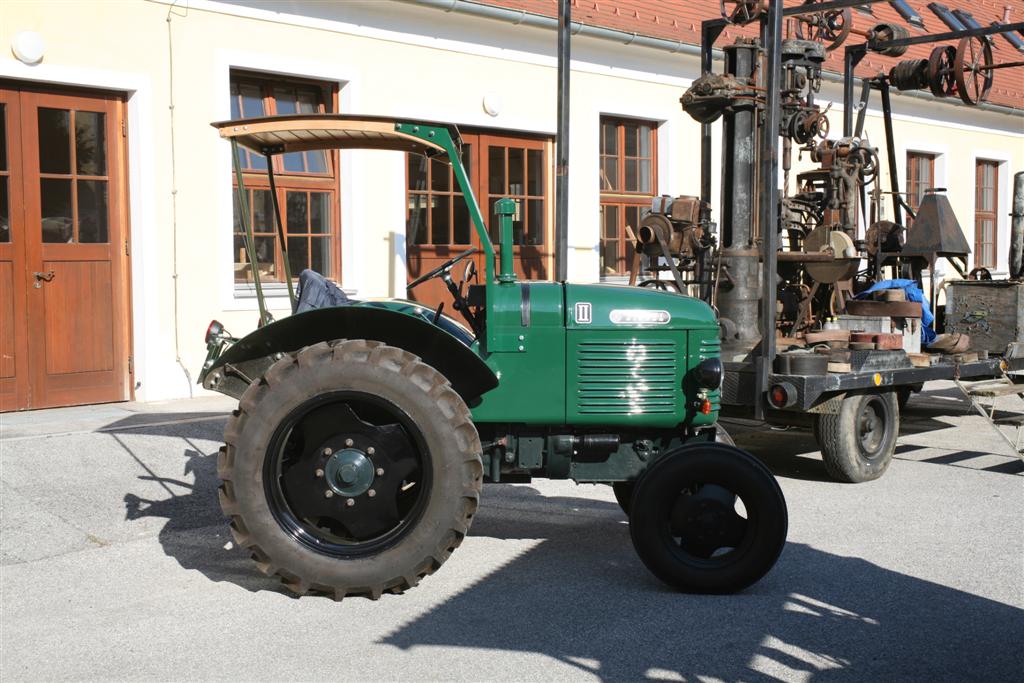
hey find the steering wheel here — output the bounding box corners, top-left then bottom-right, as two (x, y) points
(407, 248), (479, 291)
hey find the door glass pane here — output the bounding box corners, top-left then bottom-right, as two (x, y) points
(527, 199), (543, 246)
(488, 197), (499, 242)
(453, 197), (470, 245)
(282, 151), (306, 173)
(601, 157), (617, 191)
(527, 149), (543, 196)
(287, 236), (308, 279)
(40, 178), (73, 243)
(296, 89), (319, 114)
(38, 108), (71, 174)
(240, 84), (265, 117)
(304, 151), (328, 174)
(431, 196), (451, 245)
(253, 236), (278, 280)
(0, 179), (8, 243)
(488, 146), (505, 194)
(0, 104), (6, 170)
(310, 236), (331, 276)
(625, 159), (638, 192)
(431, 158), (449, 192)
(77, 179), (108, 243)
(274, 88), (297, 116)
(75, 111), (106, 176)
(601, 205), (619, 275)
(508, 148), (524, 195)
(310, 193), (330, 234)
(286, 192), (309, 232)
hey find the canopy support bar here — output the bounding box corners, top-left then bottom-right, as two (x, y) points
(232, 139), (270, 326)
(266, 153), (297, 312)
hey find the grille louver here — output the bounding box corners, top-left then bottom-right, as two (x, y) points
(575, 340), (677, 415)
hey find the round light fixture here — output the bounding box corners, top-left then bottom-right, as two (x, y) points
(12, 31), (44, 65)
(482, 93), (502, 117)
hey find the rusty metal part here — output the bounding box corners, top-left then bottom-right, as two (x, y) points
(720, 0), (763, 25)
(865, 220), (904, 257)
(888, 58), (930, 91)
(868, 24), (910, 57)
(954, 35), (994, 105)
(681, 72), (760, 124)
(846, 300), (923, 318)
(803, 226), (859, 283)
(927, 45), (958, 98)
(793, 1), (852, 51)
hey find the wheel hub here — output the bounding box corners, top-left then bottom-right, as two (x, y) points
(324, 448), (375, 497)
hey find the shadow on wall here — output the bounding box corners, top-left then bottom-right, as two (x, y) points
(117, 425), (1023, 682)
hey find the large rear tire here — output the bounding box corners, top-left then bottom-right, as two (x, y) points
(218, 340), (482, 599)
(628, 443), (788, 593)
(814, 391), (898, 483)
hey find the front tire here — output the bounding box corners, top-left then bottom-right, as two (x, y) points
(814, 391), (899, 483)
(218, 340), (482, 599)
(629, 443), (788, 593)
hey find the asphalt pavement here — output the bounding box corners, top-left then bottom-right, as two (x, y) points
(1, 383), (1021, 681)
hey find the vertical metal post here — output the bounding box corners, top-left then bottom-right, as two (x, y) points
(842, 45), (866, 137)
(555, 0), (571, 282)
(879, 81), (904, 227)
(231, 139), (269, 326)
(756, 0), (783, 420)
(266, 153), (297, 313)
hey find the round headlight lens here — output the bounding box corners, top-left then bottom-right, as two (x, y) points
(695, 357), (723, 389)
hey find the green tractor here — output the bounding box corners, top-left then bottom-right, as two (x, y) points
(200, 115), (787, 598)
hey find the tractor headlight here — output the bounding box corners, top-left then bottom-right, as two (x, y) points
(695, 357), (723, 389)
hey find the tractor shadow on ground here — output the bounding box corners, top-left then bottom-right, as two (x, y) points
(110, 414), (282, 595)
(381, 483), (1024, 682)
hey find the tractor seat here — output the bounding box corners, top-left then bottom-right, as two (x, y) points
(295, 269), (351, 312)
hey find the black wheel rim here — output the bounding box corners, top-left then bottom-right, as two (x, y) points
(264, 391), (431, 558)
(857, 395), (890, 460)
(666, 482), (754, 564)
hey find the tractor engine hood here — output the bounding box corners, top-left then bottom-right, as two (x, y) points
(564, 283), (718, 331)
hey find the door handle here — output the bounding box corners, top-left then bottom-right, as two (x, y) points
(33, 270), (56, 288)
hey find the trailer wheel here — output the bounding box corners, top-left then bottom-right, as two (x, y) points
(218, 340), (482, 599)
(612, 425), (736, 515)
(629, 443), (788, 593)
(814, 391), (899, 483)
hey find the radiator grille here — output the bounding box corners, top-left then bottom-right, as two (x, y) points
(575, 340), (677, 415)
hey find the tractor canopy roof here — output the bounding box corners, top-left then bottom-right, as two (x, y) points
(211, 114), (462, 157)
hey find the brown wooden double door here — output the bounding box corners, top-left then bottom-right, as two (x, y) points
(0, 83), (131, 411)
(406, 130), (553, 310)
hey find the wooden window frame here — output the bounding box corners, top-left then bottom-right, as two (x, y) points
(974, 159), (999, 269)
(230, 71), (341, 284)
(905, 151), (935, 230)
(599, 116), (658, 276)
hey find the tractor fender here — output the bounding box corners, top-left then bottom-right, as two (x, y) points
(202, 306), (498, 403)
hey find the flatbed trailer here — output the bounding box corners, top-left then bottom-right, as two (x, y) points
(676, 0), (1024, 481)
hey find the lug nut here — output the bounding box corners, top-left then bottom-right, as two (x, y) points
(345, 438), (354, 447)
(345, 498), (355, 507)
(324, 490), (334, 498)
(323, 447), (333, 456)
(368, 489), (376, 498)
(366, 446), (375, 455)
(315, 468), (325, 478)
(376, 467), (384, 476)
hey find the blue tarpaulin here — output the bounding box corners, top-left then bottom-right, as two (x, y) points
(855, 279), (936, 344)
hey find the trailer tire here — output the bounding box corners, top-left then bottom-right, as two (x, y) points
(218, 340), (482, 599)
(815, 391), (898, 483)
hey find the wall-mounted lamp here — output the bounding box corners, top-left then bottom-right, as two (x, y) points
(12, 31), (45, 65)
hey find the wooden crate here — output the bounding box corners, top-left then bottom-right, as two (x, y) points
(946, 281), (1024, 354)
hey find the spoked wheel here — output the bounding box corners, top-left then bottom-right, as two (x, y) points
(218, 340), (482, 599)
(814, 391), (899, 483)
(629, 443), (787, 593)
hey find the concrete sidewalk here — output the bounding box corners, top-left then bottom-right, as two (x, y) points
(1, 386), (1021, 681)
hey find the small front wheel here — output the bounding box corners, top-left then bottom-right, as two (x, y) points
(629, 443), (788, 593)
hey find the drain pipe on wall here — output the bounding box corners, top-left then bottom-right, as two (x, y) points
(165, 1), (194, 398)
